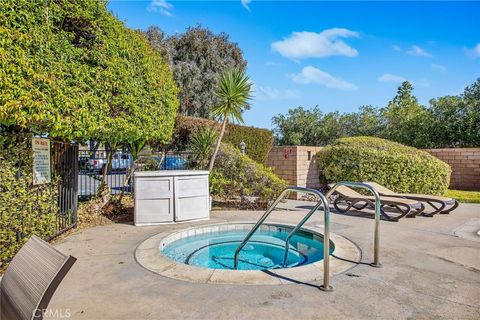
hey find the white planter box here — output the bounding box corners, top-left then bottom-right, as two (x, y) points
(134, 170), (209, 226)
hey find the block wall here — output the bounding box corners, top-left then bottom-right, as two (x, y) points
(267, 146), (480, 191)
(423, 148), (480, 190)
(266, 146), (323, 189)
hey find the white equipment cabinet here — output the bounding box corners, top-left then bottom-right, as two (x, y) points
(134, 170), (209, 225)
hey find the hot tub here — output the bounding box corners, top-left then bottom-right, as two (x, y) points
(135, 222), (361, 285)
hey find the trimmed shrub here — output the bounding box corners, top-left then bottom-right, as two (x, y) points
(317, 136), (451, 195)
(171, 115), (273, 164)
(224, 125), (274, 164)
(0, 135), (58, 271)
(1, 0), (178, 143)
(210, 143), (287, 206)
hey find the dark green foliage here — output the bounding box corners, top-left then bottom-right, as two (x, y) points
(210, 144), (287, 206)
(381, 82), (429, 147)
(272, 105), (385, 146)
(0, 135), (58, 270)
(317, 137), (452, 195)
(208, 67), (253, 171)
(145, 25), (247, 118)
(273, 80), (480, 148)
(0, 0), (179, 144)
(188, 127), (217, 169)
(0, 0), (179, 266)
(170, 116), (273, 164)
(427, 79), (480, 148)
(223, 124), (274, 164)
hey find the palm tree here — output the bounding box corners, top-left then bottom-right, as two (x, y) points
(208, 68), (252, 171)
(189, 127), (217, 169)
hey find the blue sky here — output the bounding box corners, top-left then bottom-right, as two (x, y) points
(108, 1), (480, 129)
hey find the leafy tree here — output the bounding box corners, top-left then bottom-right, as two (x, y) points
(272, 80), (479, 148)
(208, 68), (252, 171)
(428, 79), (480, 147)
(380, 81), (429, 147)
(1, 0), (178, 146)
(272, 107), (351, 146)
(460, 78), (480, 146)
(345, 106), (384, 137)
(147, 25), (247, 118)
(145, 26), (170, 63)
(272, 107), (323, 145)
(1, 0), (179, 197)
(427, 95), (465, 147)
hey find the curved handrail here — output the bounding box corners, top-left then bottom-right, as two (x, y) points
(282, 191), (329, 267)
(233, 186), (333, 291)
(325, 181), (382, 267)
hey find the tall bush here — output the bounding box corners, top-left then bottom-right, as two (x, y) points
(0, 0), (178, 143)
(210, 144), (287, 207)
(317, 136), (451, 195)
(171, 115), (273, 164)
(0, 135), (58, 271)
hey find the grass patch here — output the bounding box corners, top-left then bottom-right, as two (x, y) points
(445, 189), (480, 203)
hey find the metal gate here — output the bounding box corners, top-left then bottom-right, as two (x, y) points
(0, 133), (78, 269)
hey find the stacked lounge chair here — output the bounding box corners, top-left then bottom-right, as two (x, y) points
(363, 182), (459, 217)
(328, 184), (425, 221)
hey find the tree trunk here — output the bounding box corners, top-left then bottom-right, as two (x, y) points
(117, 140), (145, 203)
(208, 117), (228, 172)
(117, 161), (135, 204)
(100, 146), (113, 190)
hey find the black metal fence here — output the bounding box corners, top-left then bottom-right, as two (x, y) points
(0, 133), (78, 269)
(78, 149), (195, 197)
(51, 141), (79, 237)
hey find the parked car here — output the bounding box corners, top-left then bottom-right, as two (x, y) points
(78, 156), (90, 171)
(161, 154), (188, 170)
(87, 152), (132, 173)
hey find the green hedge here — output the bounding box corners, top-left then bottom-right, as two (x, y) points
(171, 115), (273, 163)
(210, 143), (287, 206)
(1, 0), (178, 144)
(0, 135), (58, 271)
(317, 136), (451, 195)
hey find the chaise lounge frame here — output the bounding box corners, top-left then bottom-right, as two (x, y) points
(328, 185), (425, 222)
(363, 182), (459, 217)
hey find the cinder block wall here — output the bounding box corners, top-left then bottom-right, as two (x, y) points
(422, 148), (480, 190)
(267, 146), (480, 191)
(266, 146), (323, 189)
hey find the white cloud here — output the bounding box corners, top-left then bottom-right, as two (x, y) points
(253, 85), (299, 100)
(265, 61), (284, 67)
(271, 28), (359, 60)
(148, 0), (173, 17)
(378, 73), (406, 83)
(406, 45), (432, 57)
(466, 43), (480, 58)
(241, 0), (252, 11)
(392, 45), (401, 52)
(431, 63), (447, 72)
(289, 66), (358, 91)
(414, 79), (430, 87)
(378, 73), (429, 87)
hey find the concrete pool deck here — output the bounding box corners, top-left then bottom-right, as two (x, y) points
(50, 202), (480, 319)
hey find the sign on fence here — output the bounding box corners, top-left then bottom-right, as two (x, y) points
(32, 138), (51, 185)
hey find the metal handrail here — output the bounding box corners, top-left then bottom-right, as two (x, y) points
(233, 186), (333, 291)
(282, 190), (329, 267)
(325, 182), (382, 267)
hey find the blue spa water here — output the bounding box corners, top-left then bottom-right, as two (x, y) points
(162, 226), (331, 270)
